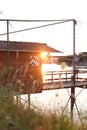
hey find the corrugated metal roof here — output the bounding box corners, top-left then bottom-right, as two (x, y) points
(0, 41), (62, 53)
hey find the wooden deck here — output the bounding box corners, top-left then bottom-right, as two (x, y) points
(42, 69), (87, 90)
(43, 81), (87, 90)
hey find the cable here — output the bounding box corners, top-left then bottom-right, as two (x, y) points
(61, 97), (71, 116)
(74, 101), (82, 124)
(0, 19), (72, 36)
(75, 88), (84, 98)
(67, 88), (70, 96)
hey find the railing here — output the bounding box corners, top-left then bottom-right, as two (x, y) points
(42, 69), (87, 84)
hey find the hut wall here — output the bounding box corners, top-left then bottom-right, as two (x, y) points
(0, 51), (42, 94)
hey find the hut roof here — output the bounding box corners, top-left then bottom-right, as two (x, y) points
(0, 41), (62, 53)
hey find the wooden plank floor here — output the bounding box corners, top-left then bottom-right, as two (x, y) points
(43, 81), (87, 90)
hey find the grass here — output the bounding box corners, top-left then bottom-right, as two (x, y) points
(0, 94), (87, 130)
(0, 67), (87, 129)
(0, 97), (87, 130)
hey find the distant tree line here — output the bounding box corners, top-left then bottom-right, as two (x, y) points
(58, 52), (87, 66)
(43, 52), (87, 66)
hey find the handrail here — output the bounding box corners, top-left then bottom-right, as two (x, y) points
(42, 70), (87, 84)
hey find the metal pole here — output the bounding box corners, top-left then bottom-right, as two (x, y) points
(71, 19), (77, 121)
(7, 19), (11, 91)
(7, 20), (10, 76)
(0, 18), (74, 22)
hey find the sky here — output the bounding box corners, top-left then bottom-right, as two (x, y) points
(0, 0), (87, 55)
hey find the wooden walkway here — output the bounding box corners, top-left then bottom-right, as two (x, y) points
(42, 69), (87, 90)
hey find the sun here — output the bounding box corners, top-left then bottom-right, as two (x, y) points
(40, 52), (48, 60)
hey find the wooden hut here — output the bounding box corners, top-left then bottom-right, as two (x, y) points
(0, 41), (61, 94)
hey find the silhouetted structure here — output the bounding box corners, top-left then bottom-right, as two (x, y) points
(0, 40), (61, 94)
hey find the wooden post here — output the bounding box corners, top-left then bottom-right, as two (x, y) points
(71, 19), (77, 122)
(65, 71), (67, 82)
(52, 71), (54, 83)
(28, 85), (31, 110)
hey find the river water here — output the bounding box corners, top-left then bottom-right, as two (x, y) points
(21, 64), (87, 119)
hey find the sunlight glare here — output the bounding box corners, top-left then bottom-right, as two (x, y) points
(41, 52), (48, 60)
